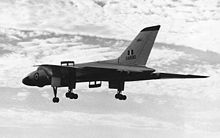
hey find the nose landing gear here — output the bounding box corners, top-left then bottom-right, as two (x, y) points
(52, 86), (59, 103)
(52, 97), (59, 103)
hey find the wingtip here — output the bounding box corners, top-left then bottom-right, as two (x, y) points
(189, 75), (210, 78)
(141, 25), (161, 32)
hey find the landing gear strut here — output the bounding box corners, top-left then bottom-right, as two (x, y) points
(52, 86), (59, 103)
(113, 80), (127, 100)
(65, 87), (78, 99)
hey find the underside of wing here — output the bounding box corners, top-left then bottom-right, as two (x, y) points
(150, 72), (209, 79)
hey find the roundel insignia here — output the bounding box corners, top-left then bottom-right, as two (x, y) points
(34, 73), (39, 80)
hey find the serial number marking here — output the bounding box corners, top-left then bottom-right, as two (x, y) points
(126, 55), (136, 60)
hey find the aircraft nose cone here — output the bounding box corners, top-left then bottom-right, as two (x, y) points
(22, 77), (31, 86)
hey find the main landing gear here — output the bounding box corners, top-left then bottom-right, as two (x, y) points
(65, 87), (78, 99)
(109, 80), (127, 101)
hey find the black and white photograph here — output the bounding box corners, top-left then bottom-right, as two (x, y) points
(0, 0), (219, 137)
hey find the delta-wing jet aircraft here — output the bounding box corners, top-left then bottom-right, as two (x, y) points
(22, 25), (208, 103)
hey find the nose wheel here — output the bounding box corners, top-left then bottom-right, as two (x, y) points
(53, 97), (59, 103)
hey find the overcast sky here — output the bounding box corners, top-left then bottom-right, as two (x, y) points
(0, 0), (220, 138)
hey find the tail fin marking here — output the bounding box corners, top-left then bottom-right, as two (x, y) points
(118, 25), (160, 66)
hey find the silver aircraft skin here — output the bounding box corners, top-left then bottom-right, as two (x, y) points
(22, 25), (208, 103)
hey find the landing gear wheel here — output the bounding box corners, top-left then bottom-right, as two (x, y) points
(52, 97), (59, 103)
(115, 93), (127, 100)
(65, 92), (71, 98)
(73, 93), (78, 99)
(115, 93), (120, 99)
(118, 94), (123, 100)
(122, 95), (127, 100)
(69, 93), (78, 99)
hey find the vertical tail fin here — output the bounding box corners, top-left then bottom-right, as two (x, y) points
(118, 25), (160, 66)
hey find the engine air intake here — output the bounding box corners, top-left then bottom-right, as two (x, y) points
(61, 61), (75, 66)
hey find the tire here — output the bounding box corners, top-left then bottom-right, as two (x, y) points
(115, 94), (120, 99)
(122, 95), (127, 100)
(66, 92), (70, 98)
(53, 97), (59, 103)
(73, 94), (78, 99)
